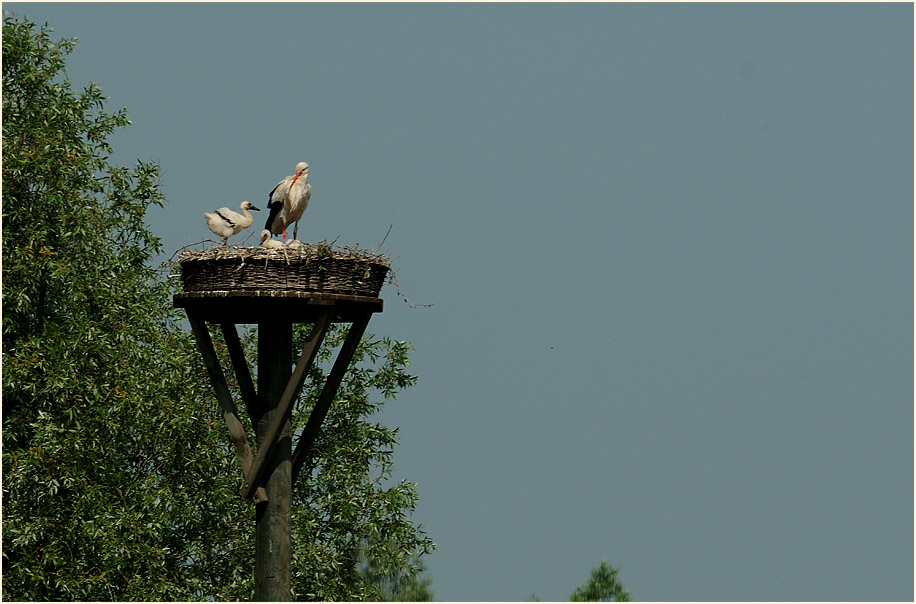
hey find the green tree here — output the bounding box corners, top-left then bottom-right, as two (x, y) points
(2, 14), (230, 601)
(569, 560), (631, 602)
(358, 536), (435, 601)
(288, 325), (436, 600)
(2, 14), (433, 601)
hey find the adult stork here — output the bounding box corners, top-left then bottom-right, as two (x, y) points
(204, 201), (260, 245)
(264, 161), (311, 241)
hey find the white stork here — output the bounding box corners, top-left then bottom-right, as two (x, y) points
(204, 201), (260, 245)
(259, 229), (285, 249)
(264, 161), (311, 241)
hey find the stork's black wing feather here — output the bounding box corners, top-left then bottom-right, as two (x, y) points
(267, 183), (282, 207)
(265, 181), (286, 231)
(265, 203), (283, 231)
(214, 209), (235, 227)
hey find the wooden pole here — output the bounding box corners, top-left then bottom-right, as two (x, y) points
(240, 310), (334, 500)
(176, 291), (384, 600)
(255, 320), (293, 601)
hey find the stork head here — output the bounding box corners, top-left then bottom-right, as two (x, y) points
(295, 162), (309, 176)
(241, 200), (261, 211)
(260, 229), (272, 243)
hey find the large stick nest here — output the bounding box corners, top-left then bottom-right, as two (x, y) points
(176, 242), (391, 297)
(176, 241), (389, 265)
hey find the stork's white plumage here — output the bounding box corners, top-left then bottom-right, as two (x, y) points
(259, 229), (285, 249)
(205, 201), (260, 245)
(265, 162), (311, 241)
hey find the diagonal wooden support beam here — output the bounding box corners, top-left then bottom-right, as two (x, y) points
(290, 311), (372, 484)
(220, 322), (259, 422)
(186, 311), (268, 503)
(238, 308), (335, 500)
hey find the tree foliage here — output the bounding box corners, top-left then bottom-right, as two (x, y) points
(285, 325), (436, 600)
(569, 560), (630, 602)
(2, 14), (433, 601)
(359, 539), (435, 602)
(2, 15), (224, 600)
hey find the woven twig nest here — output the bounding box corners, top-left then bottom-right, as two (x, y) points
(177, 243), (390, 298)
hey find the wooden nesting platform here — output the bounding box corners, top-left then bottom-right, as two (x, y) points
(172, 243), (389, 322)
(173, 242), (393, 601)
(174, 290), (383, 323)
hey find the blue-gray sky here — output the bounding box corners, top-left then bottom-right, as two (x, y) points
(8, 3), (913, 601)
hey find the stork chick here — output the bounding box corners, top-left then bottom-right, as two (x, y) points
(259, 229), (285, 249)
(205, 201), (260, 245)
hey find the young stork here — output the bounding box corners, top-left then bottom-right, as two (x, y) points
(264, 161), (311, 241)
(204, 201), (260, 245)
(259, 229), (285, 249)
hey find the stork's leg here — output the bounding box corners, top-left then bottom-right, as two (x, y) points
(282, 229), (287, 241)
(293, 222), (299, 240)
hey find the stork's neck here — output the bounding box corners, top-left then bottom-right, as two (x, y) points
(240, 206), (254, 227)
